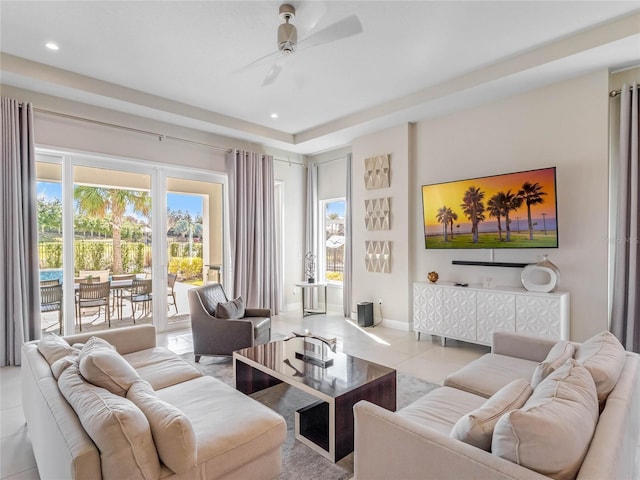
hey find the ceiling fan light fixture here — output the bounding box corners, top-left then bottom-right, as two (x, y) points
(277, 4), (297, 54)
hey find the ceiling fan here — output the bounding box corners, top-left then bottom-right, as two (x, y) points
(239, 3), (363, 86)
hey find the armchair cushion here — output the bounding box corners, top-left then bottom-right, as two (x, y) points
(215, 296), (245, 319)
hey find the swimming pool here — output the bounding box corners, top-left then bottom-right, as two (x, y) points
(40, 269), (64, 283)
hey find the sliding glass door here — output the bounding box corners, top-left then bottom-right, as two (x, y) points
(35, 149), (226, 335)
(165, 176), (224, 327)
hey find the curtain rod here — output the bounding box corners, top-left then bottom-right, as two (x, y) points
(610, 84), (639, 97)
(274, 157), (305, 166)
(33, 107), (232, 151)
(31, 106), (306, 165)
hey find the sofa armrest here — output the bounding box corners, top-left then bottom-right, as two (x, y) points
(491, 331), (557, 362)
(62, 324), (156, 354)
(244, 308), (271, 317)
(354, 401), (547, 480)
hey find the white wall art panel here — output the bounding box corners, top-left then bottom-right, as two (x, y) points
(365, 241), (391, 273)
(364, 197), (390, 230)
(364, 154), (390, 189)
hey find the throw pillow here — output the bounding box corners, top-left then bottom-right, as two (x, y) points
(78, 336), (140, 396)
(492, 359), (599, 480)
(127, 380), (197, 474)
(450, 378), (532, 451)
(51, 351), (80, 380)
(574, 331), (626, 405)
(58, 363), (161, 480)
(530, 341), (576, 388)
(37, 333), (75, 365)
(215, 296), (245, 319)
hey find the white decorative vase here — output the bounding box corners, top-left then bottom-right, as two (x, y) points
(521, 255), (560, 293)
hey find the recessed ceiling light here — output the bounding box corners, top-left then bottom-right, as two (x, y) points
(45, 42), (59, 51)
(270, 113), (279, 119)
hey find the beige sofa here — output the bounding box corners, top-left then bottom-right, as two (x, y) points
(354, 331), (640, 480)
(22, 325), (287, 480)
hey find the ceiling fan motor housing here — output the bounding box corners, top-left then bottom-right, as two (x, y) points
(278, 4), (297, 54)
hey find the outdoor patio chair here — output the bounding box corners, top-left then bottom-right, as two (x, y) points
(109, 273), (136, 315)
(127, 279), (152, 322)
(40, 284), (63, 333)
(40, 279), (61, 287)
(78, 270), (110, 283)
(167, 273), (178, 314)
(76, 281), (111, 331)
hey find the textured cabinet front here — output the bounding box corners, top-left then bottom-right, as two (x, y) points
(413, 282), (569, 345)
(515, 295), (563, 339)
(413, 283), (442, 334)
(476, 291), (516, 345)
(441, 288), (476, 341)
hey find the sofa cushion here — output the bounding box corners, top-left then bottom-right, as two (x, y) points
(450, 378), (532, 451)
(51, 351), (80, 380)
(123, 347), (202, 390)
(78, 337), (140, 396)
(397, 386), (486, 434)
(37, 333), (75, 365)
(127, 380), (196, 474)
(492, 359), (599, 480)
(58, 363), (161, 480)
(155, 375), (286, 478)
(574, 330), (626, 405)
(215, 296), (245, 319)
(444, 353), (538, 398)
(531, 341), (575, 388)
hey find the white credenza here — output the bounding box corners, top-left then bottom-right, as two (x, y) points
(413, 282), (570, 346)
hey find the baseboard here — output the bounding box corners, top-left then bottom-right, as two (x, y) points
(378, 318), (411, 331)
(348, 312), (411, 331)
(281, 302), (302, 312)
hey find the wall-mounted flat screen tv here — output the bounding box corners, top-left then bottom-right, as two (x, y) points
(422, 167), (558, 249)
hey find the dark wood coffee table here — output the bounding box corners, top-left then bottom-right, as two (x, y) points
(233, 339), (396, 462)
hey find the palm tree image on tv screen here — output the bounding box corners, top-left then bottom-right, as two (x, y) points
(422, 167), (558, 249)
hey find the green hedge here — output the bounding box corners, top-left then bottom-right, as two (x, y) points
(39, 240), (201, 275)
(169, 242), (202, 258)
(168, 257), (203, 280)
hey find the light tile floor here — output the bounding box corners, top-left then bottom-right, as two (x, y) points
(2, 310), (639, 479)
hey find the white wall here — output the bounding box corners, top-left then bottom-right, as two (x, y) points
(412, 70), (610, 341)
(274, 160), (306, 312)
(352, 124), (412, 328)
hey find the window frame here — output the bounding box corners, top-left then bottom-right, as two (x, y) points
(320, 197), (345, 286)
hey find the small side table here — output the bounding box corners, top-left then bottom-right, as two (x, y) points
(295, 282), (328, 316)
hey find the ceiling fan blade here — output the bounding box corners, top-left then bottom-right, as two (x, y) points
(262, 63), (283, 87)
(297, 15), (362, 50)
(233, 49), (281, 75)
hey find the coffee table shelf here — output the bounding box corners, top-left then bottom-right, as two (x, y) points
(233, 339), (396, 462)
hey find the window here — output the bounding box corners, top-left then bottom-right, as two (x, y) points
(322, 198), (345, 284)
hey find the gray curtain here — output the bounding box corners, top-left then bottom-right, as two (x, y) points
(611, 83), (639, 353)
(343, 154), (353, 318)
(225, 150), (280, 314)
(1, 97), (41, 366)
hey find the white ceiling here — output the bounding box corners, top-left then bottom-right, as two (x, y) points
(1, 1), (639, 155)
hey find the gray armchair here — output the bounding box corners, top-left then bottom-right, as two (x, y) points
(188, 283), (271, 362)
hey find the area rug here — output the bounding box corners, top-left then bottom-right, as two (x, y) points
(180, 353), (439, 480)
